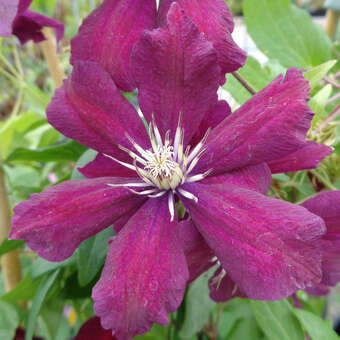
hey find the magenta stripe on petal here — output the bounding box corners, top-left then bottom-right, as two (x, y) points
(198, 69), (314, 175)
(93, 197), (188, 340)
(47, 61), (148, 156)
(71, 0), (156, 92)
(181, 183), (325, 300)
(268, 141), (332, 174)
(132, 2), (220, 145)
(10, 177), (146, 261)
(158, 0), (246, 76)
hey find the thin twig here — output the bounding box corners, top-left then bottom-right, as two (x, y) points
(323, 77), (340, 89)
(231, 71), (256, 95)
(326, 91), (340, 106)
(312, 102), (340, 137)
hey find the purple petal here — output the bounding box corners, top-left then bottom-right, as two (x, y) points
(47, 61), (148, 156)
(75, 317), (115, 340)
(158, 0), (246, 77)
(79, 153), (136, 179)
(13, 9), (64, 44)
(179, 219), (215, 283)
(93, 197), (188, 339)
(302, 191), (340, 287)
(190, 100), (231, 147)
(131, 2), (220, 145)
(197, 69), (314, 175)
(10, 177), (146, 261)
(209, 267), (246, 303)
(181, 183), (326, 300)
(268, 141), (332, 174)
(0, 0), (19, 37)
(202, 163), (272, 195)
(71, 0), (156, 92)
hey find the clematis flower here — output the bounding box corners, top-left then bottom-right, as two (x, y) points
(10, 2), (331, 339)
(0, 0), (64, 44)
(75, 317), (116, 340)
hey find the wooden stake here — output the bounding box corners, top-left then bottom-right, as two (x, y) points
(40, 27), (65, 88)
(0, 167), (22, 292)
(325, 9), (340, 39)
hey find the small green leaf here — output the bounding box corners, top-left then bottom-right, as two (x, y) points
(179, 270), (216, 338)
(0, 301), (20, 340)
(25, 269), (60, 340)
(71, 149), (98, 180)
(0, 238), (25, 257)
(77, 227), (114, 286)
(309, 84), (333, 130)
(1, 273), (42, 303)
(293, 308), (339, 340)
(243, 0), (333, 68)
(5, 140), (87, 163)
(31, 256), (75, 279)
(250, 300), (304, 340)
(304, 60), (337, 90)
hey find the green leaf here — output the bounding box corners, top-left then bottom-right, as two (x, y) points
(77, 227), (114, 286)
(250, 300), (304, 340)
(25, 269), (60, 340)
(1, 273), (42, 303)
(71, 149), (97, 180)
(179, 270), (216, 338)
(304, 60), (337, 90)
(243, 0), (333, 68)
(5, 140), (87, 163)
(309, 84), (333, 130)
(0, 238), (25, 257)
(293, 309), (339, 340)
(224, 56), (281, 105)
(4, 164), (41, 188)
(0, 301), (20, 340)
(31, 256), (75, 280)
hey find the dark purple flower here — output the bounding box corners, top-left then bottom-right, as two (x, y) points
(10, 2), (330, 339)
(75, 317), (116, 340)
(0, 0), (64, 44)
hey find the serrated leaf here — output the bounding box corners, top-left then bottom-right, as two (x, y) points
(250, 300), (304, 340)
(293, 309), (339, 340)
(0, 238), (25, 257)
(0, 301), (20, 340)
(304, 60), (337, 90)
(243, 0), (333, 68)
(77, 227), (113, 286)
(25, 269), (60, 340)
(179, 269), (216, 339)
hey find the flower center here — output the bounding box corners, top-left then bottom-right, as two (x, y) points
(104, 115), (211, 220)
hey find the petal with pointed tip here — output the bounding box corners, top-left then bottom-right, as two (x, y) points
(47, 61), (148, 157)
(198, 69), (314, 175)
(268, 141), (332, 174)
(181, 183), (325, 300)
(158, 0), (246, 76)
(132, 3), (220, 145)
(71, 0), (156, 92)
(10, 177), (146, 261)
(93, 197), (188, 339)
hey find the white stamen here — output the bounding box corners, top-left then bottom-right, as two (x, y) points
(128, 188), (157, 196)
(187, 128), (211, 164)
(168, 192), (175, 222)
(177, 188), (198, 203)
(152, 115), (163, 146)
(103, 154), (136, 170)
(186, 169), (212, 183)
(148, 191), (167, 198)
(118, 145), (147, 165)
(107, 182), (151, 188)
